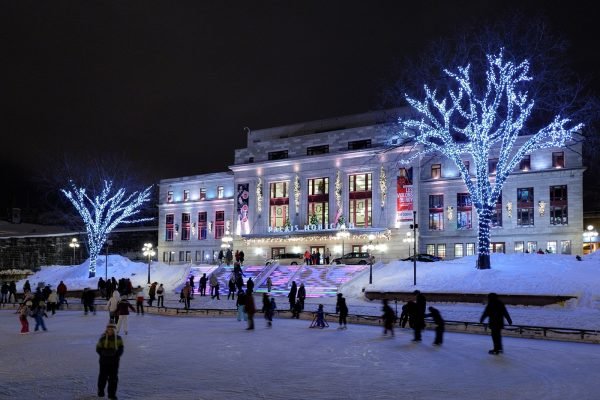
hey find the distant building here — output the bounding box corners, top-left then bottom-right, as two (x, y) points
(158, 108), (584, 265)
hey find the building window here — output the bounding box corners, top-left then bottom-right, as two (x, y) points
(162, 252), (169, 262)
(179, 251), (185, 262)
(308, 177), (329, 226)
(268, 150), (288, 160)
(269, 182), (289, 228)
(517, 188), (534, 226)
(520, 155), (531, 171)
(348, 139), (371, 150)
(466, 243), (475, 256)
(429, 194), (444, 230)
(165, 214), (174, 241)
(552, 151), (565, 168)
(488, 158), (498, 175)
(514, 241), (524, 253)
(426, 244), (435, 255)
(167, 191), (173, 203)
(463, 160), (469, 173)
(560, 240), (571, 255)
(527, 241), (537, 253)
(492, 195), (502, 228)
(198, 212), (207, 240)
(550, 185), (568, 225)
(431, 164), (441, 179)
(349, 174), (372, 227)
(217, 186), (224, 199)
(457, 193), (472, 230)
(200, 188), (206, 200)
(490, 242), (505, 253)
(307, 145), (329, 156)
(436, 244), (446, 259)
(454, 243), (464, 258)
(183, 190), (190, 202)
(215, 211), (225, 239)
(181, 213), (191, 240)
(547, 241), (557, 254)
(195, 251), (202, 262)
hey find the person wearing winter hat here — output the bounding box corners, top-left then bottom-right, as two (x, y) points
(96, 323), (124, 399)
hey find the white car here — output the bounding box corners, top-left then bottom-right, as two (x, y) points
(265, 253), (303, 266)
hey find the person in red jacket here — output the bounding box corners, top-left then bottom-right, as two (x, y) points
(116, 298), (136, 335)
(56, 281), (67, 307)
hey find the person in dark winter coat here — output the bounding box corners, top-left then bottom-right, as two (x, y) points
(426, 306), (445, 345)
(33, 300), (48, 332)
(400, 301), (416, 329)
(297, 283), (306, 310)
(199, 273), (208, 296)
(116, 298), (136, 335)
(98, 278), (106, 299)
(245, 292), (256, 330)
(23, 280), (31, 294)
(262, 293), (274, 327)
(335, 293), (348, 329)
(82, 288), (96, 315)
(9, 281), (17, 303)
(288, 281), (297, 311)
(148, 282), (157, 306)
(480, 292), (512, 355)
(315, 304), (326, 328)
(218, 250), (224, 264)
(291, 299), (302, 319)
(188, 275), (195, 299)
(1, 282), (8, 304)
(96, 323), (124, 399)
(236, 290), (247, 321)
(239, 250), (245, 265)
(225, 248), (233, 265)
(382, 299), (396, 336)
(56, 281), (67, 306)
(413, 290), (427, 342)
(246, 277), (254, 294)
(228, 276), (236, 300)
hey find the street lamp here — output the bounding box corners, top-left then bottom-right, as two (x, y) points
(336, 224), (350, 258)
(583, 225), (598, 254)
(69, 238), (80, 265)
(143, 243), (155, 284)
(366, 234), (375, 284)
(221, 230), (233, 249)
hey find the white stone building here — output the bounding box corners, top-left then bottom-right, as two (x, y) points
(158, 108), (584, 266)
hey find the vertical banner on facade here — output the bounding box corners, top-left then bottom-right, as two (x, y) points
(236, 183), (250, 235)
(396, 167), (413, 224)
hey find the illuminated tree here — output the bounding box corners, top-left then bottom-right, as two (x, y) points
(401, 50), (583, 269)
(61, 180), (153, 277)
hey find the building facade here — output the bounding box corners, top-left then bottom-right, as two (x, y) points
(158, 108), (585, 266)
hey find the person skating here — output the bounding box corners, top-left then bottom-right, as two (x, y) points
(245, 292), (256, 330)
(107, 290), (121, 324)
(56, 280), (67, 307)
(18, 299), (32, 334)
(291, 299), (302, 319)
(315, 304), (326, 328)
(82, 287), (97, 315)
(1, 281), (9, 304)
(236, 290), (247, 321)
(199, 273), (208, 296)
(148, 282), (157, 306)
(135, 286), (145, 315)
(227, 276), (236, 300)
(116, 298), (136, 335)
(33, 299), (48, 332)
(246, 277), (254, 294)
(96, 323), (124, 399)
(46, 289), (58, 315)
(335, 293), (348, 329)
(262, 293), (274, 327)
(210, 274), (220, 300)
(426, 306), (445, 345)
(413, 290), (427, 342)
(288, 281), (297, 311)
(188, 275), (195, 299)
(382, 299), (395, 337)
(480, 292), (512, 355)
(297, 283), (306, 311)
(266, 277), (272, 293)
(156, 283), (165, 308)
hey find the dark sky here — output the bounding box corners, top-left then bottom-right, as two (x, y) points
(1, 1), (599, 186)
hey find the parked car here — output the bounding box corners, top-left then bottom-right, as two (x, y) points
(401, 254), (442, 262)
(331, 252), (372, 265)
(265, 253), (303, 266)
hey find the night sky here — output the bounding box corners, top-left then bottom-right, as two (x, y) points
(1, 2), (598, 192)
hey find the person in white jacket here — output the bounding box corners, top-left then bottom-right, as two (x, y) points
(106, 291), (121, 324)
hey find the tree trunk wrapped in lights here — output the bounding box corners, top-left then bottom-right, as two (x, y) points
(61, 180), (153, 277)
(400, 50), (583, 269)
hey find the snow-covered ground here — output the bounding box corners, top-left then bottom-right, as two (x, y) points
(2, 252), (599, 399)
(13, 251), (600, 329)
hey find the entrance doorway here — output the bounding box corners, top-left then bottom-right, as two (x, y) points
(309, 246), (325, 265)
(490, 242), (505, 253)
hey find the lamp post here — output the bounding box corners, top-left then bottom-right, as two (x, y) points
(583, 225), (598, 255)
(336, 224), (350, 259)
(366, 234), (375, 284)
(143, 243), (155, 284)
(410, 211), (418, 286)
(69, 238), (79, 265)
